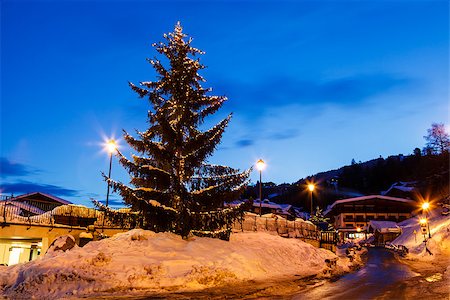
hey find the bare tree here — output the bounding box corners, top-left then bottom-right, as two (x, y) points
(424, 123), (450, 154)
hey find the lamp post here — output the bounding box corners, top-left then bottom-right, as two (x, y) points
(422, 202), (431, 238)
(105, 139), (117, 207)
(256, 159), (266, 216)
(419, 217), (428, 241)
(308, 183), (315, 217)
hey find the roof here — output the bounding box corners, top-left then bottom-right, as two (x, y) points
(9, 192), (71, 205)
(381, 181), (417, 196)
(324, 195), (416, 215)
(367, 220), (401, 233)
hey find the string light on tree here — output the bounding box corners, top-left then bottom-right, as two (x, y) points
(95, 22), (251, 240)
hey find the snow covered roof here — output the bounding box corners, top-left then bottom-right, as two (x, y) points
(381, 181), (417, 196)
(10, 192), (71, 205)
(367, 220), (401, 233)
(324, 195), (416, 215)
(253, 199), (292, 214)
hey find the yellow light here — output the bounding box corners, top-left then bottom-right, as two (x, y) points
(256, 159), (265, 171)
(419, 218), (427, 225)
(106, 139), (117, 154)
(356, 227), (362, 232)
(308, 184), (315, 192)
(422, 202), (430, 210)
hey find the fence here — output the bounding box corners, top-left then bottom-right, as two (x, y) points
(1, 201), (105, 228)
(1, 201), (323, 243)
(232, 214), (320, 240)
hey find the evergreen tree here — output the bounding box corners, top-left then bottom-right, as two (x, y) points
(105, 22), (250, 240)
(309, 207), (334, 231)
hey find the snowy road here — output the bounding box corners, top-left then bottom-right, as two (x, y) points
(292, 248), (417, 299)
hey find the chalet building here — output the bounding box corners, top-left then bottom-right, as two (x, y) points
(0, 192), (72, 266)
(367, 220), (402, 246)
(324, 195), (417, 241)
(227, 199), (300, 220)
(2, 192), (72, 216)
(381, 181), (417, 199)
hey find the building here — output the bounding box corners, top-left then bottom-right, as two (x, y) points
(367, 220), (402, 246)
(2, 192), (72, 216)
(227, 199), (299, 220)
(0, 192), (72, 266)
(381, 181), (417, 199)
(324, 195), (417, 241)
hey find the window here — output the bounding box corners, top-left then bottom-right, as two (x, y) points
(377, 215), (386, 220)
(398, 216), (406, 222)
(366, 215), (375, 221)
(346, 223), (353, 228)
(355, 215), (364, 222)
(344, 215), (354, 221)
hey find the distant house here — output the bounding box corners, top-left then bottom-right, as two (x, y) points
(324, 195), (417, 241)
(228, 199), (299, 220)
(367, 220), (402, 246)
(2, 192), (71, 216)
(381, 181), (417, 199)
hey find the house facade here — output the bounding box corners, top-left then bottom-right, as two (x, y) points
(324, 195), (417, 241)
(0, 192), (72, 266)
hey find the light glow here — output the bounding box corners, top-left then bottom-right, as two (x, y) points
(421, 202), (430, 210)
(356, 227), (362, 232)
(308, 184), (315, 192)
(419, 218), (427, 225)
(105, 139), (117, 154)
(256, 159), (266, 171)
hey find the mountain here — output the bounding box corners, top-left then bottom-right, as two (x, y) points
(243, 152), (449, 211)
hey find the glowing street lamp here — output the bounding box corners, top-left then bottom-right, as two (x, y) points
(256, 159), (266, 216)
(104, 139), (117, 207)
(307, 183), (315, 216)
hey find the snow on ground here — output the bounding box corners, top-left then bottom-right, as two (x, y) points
(393, 207), (450, 260)
(0, 230), (338, 299)
(391, 207), (450, 297)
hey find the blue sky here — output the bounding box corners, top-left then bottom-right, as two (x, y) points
(1, 0), (448, 207)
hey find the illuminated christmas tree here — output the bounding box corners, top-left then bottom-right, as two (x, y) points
(103, 22), (250, 240)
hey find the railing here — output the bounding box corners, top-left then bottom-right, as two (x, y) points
(232, 214), (320, 240)
(1, 202), (322, 242)
(0, 202), (105, 228)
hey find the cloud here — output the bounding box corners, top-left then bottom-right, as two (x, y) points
(219, 73), (415, 115)
(269, 129), (300, 141)
(0, 181), (79, 197)
(97, 198), (125, 207)
(0, 157), (36, 177)
(235, 139), (254, 148)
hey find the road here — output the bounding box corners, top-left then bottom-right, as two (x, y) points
(292, 248), (418, 300)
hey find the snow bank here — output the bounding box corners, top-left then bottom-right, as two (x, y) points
(393, 208), (450, 260)
(0, 230), (335, 299)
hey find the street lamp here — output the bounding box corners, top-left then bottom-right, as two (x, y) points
(421, 202), (431, 238)
(308, 183), (315, 217)
(256, 159), (266, 216)
(104, 139), (117, 207)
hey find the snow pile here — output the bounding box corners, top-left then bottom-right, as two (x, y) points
(0, 230), (336, 299)
(392, 208), (450, 259)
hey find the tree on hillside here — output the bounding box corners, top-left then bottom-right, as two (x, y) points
(424, 123), (450, 154)
(104, 23), (250, 240)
